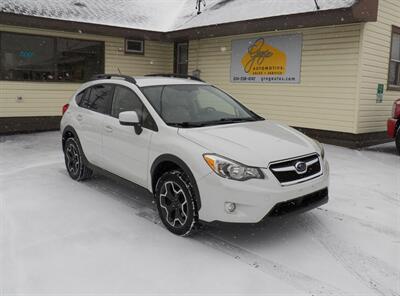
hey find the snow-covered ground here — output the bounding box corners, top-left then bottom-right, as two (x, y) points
(0, 131), (399, 295)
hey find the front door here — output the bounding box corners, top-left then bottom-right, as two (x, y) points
(174, 42), (188, 75)
(102, 85), (154, 187)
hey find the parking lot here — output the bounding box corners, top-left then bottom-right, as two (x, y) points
(1, 131), (399, 295)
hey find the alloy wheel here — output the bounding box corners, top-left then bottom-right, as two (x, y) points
(159, 181), (188, 228)
(65, 143), (80, 175)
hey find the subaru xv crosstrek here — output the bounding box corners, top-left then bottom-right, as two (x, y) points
(61, 74), (329, 236)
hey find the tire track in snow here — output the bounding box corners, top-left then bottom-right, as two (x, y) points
(301, 213), (400, 296)
(0, 159), (62, 177)
(84, 178), (346, 295)
(370, 189), (400, 207)
(194, 232), (346, 295)
(315, 208), (400, 239)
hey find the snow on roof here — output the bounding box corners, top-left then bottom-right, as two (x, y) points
(173, 0), (357, 31)
(0, 0), (357, 32)
(0, 0), (186, 32)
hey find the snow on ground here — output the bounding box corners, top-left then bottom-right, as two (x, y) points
(0, 131), (399, 295)
(0, 0), (356, 32)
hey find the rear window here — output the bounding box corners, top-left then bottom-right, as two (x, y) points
(75, 89), (87, 106)
(80, 84), (114, 114)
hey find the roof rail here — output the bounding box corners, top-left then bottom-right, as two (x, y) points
(145, 73), (204, 82)
(90, 74), (137, 84)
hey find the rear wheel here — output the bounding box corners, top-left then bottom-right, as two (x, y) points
(64, 137), (93, 181)
(155, 170), (199, 236)
(396, 128), (400, 155)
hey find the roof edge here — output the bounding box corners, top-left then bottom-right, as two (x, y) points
(0, 0), (378, 41)
(166, 0), (379, 40)
(0, 12), (164, 41)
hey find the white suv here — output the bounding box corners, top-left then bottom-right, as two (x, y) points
(61, 74), (329, 236)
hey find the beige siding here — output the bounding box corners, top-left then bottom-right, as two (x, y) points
(188, 24), (362, 133)
(0, 25), (173, 117)
(357, 0), (400, 133)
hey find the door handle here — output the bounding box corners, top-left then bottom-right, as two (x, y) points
(104, 125), (113, 133)
(76, 114), (83, 121)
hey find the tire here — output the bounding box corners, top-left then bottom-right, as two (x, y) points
(396, 128), (400, 156)
(155, 170), (199, 236)
(64, 137), (93, 181)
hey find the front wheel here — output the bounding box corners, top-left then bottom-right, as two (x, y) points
(396, 128), (400, 155)
(155, 170), (199, 236)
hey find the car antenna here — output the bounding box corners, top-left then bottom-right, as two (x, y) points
(314, 0), (320, 10)
(117, 67), (122, 75)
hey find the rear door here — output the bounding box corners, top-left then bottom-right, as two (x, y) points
(75, 84), (114, 165)
(101, 85), (157, 187)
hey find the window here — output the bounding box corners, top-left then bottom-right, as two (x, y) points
(141, 86), (163, 113)
(125, 39), (144, 54)
(141, 85), (257, 126)
(111, 86), (143, 118)
(81, 84), (114, 114)
(75, 89), (88, 106)
(0, 32), (104, 82)
(112, 86), (157, 131)
(389, 26), (400, 89)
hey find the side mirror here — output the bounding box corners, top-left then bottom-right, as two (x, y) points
(119, 111), (142, 135)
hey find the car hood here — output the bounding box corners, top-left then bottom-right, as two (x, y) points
(178, 120), (318, 167)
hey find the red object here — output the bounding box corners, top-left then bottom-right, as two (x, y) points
(387, 118), (398, 138)
(392, 99), (400, 119)
(62, 104), (69, 115)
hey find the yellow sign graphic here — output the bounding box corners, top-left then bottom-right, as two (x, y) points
(241, 38), (287, 76)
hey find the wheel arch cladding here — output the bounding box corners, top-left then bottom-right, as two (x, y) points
(151, 154), (202, 210)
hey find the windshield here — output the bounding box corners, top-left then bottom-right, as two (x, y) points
(141, 84), (263, 127)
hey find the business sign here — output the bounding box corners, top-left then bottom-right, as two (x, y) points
(231, 34), (302, 83)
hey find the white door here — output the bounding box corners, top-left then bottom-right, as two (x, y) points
(101, 85), (156, 187)
(74, 84), (114, 165)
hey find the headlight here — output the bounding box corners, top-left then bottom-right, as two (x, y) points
(315, 140), (325, 160)
(203, 154), (264, 181)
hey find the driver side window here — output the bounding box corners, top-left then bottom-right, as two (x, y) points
(111, 86), (157, 131)
(111, 86), (142, 118)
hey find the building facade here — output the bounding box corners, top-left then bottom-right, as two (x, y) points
(0, 0), (399, 147)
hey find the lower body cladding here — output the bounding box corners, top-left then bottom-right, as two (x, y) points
(197, 161), (329, 223)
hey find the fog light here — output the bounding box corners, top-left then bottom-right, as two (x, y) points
(225, 202), (236, 213)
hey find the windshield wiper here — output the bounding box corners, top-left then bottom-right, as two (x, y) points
(167, 122), (206, 128)
(168, 117), (261, 128)
(199, 117), (257, 126)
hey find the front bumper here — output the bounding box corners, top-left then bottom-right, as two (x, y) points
(197, 159), (329, 223)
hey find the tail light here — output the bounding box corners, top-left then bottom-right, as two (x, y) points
(392, 99), (400, 119)
(62, 104), (69, 115)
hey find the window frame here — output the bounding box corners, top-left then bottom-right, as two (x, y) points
(0, 31), (105, 83)
(388, 26), (400, 91)
(124, 39), (145, 55)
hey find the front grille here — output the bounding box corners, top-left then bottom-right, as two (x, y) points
(269, 154), (322, 186)
(267, 188), (329, 217)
